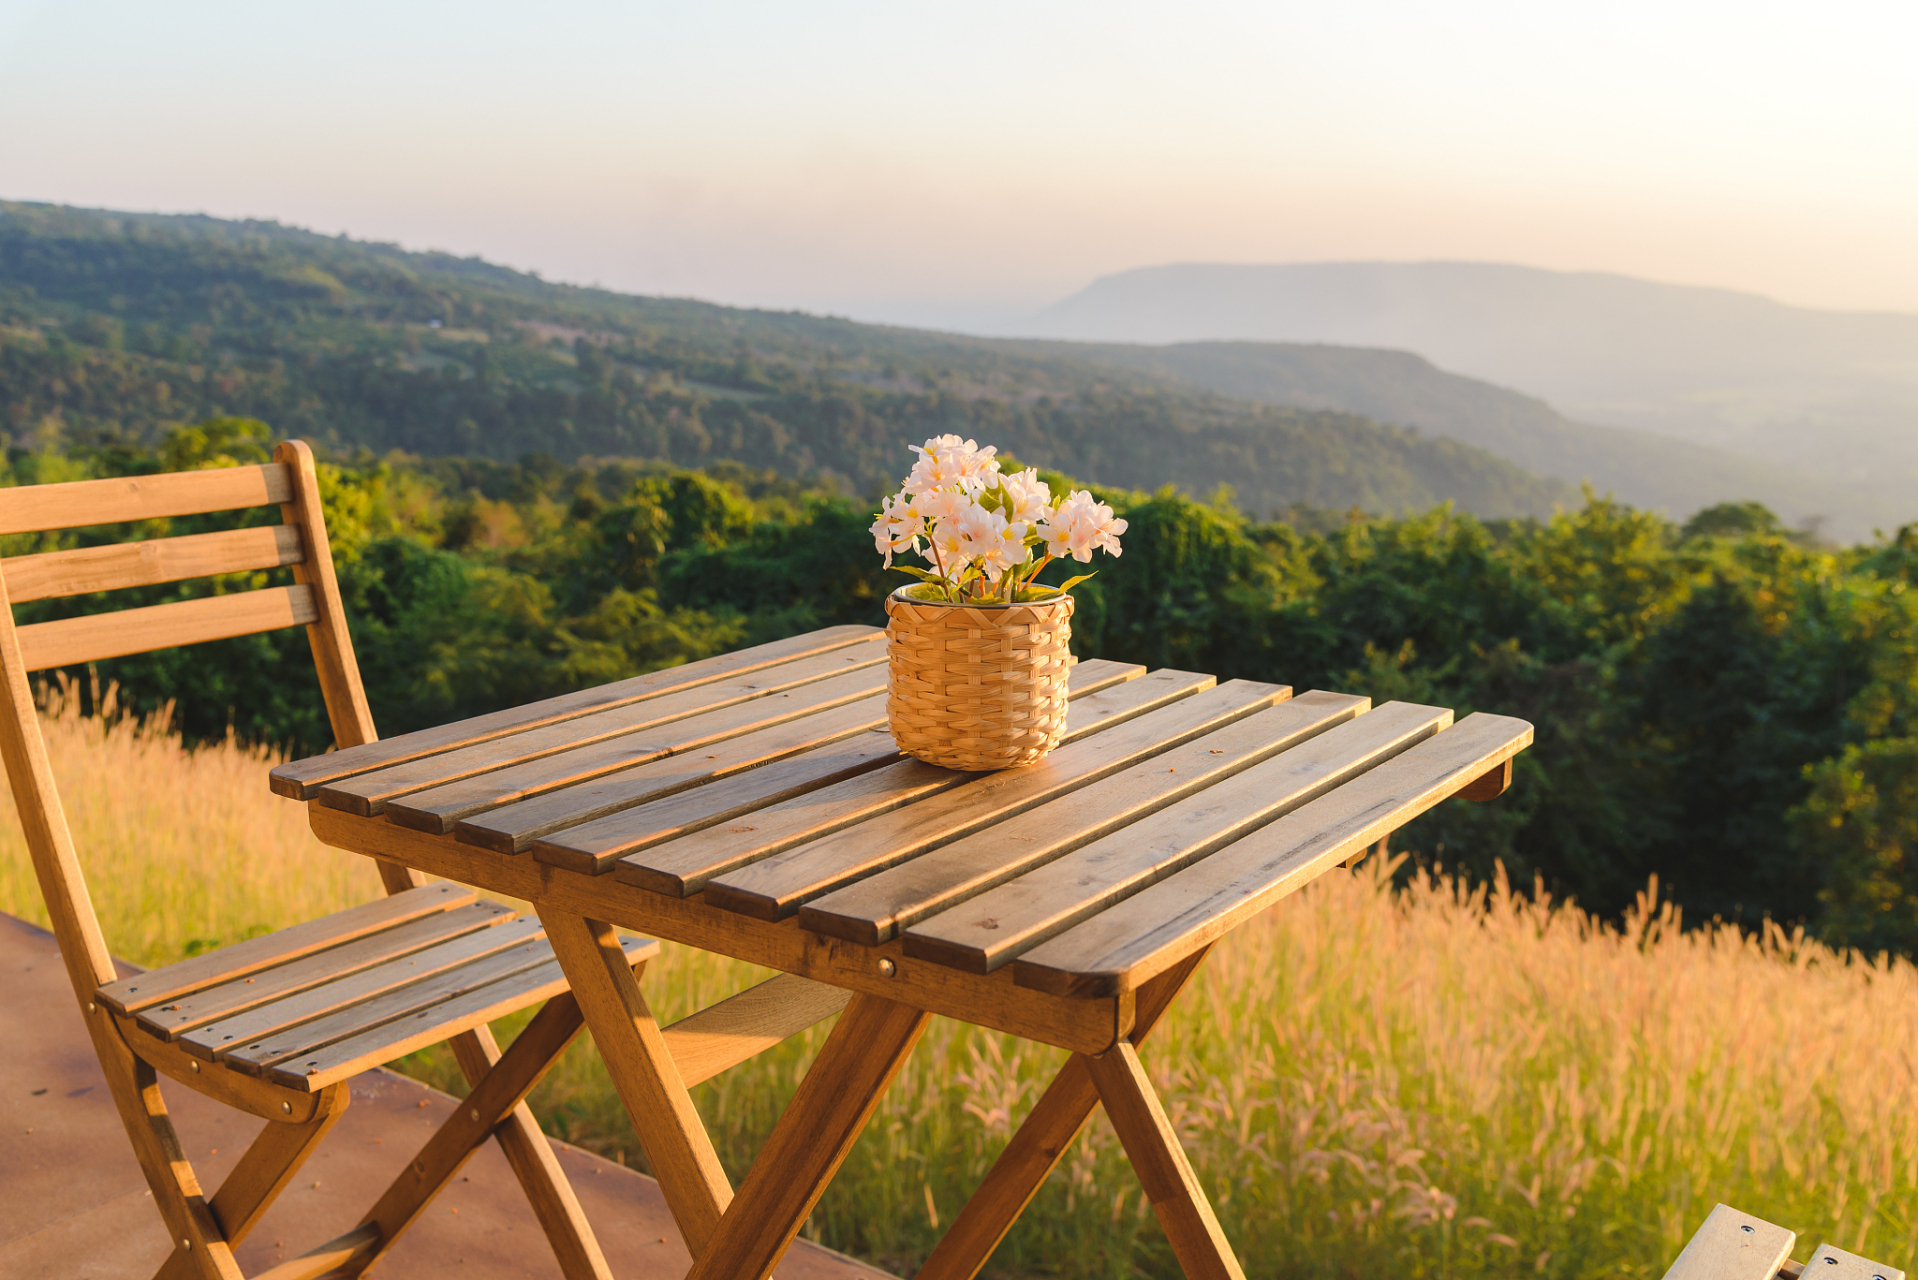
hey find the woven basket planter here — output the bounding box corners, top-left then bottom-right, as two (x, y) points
(884, 587), (1075, 771)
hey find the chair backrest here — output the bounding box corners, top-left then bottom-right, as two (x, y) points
(0, 439), (403, 1008)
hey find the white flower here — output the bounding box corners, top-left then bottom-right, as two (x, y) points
(1037, 490), (1127, 564)
(999, 467), (1052, 526)
(926, 514), (970, 580)
(869, 493), (923, 569)
(909, 486), (966, 525)
(906, 435), (999, 495)
(952, 501), (1029, 581)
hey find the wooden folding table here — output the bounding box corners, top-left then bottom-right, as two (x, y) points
(274, 624), (1532, 1279)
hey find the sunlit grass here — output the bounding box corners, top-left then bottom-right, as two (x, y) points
(3, 693), (1914, 1279)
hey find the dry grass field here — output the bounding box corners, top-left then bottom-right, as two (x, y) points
(4, 689), (1915, 1279)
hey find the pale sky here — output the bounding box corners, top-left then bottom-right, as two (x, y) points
(2, 0), (1915, 329)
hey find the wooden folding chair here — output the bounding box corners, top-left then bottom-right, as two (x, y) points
(0, 442), (651, 1280)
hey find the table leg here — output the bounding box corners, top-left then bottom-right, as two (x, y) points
(915, 948), (1212, 1280)
(1087, 1041), (1247, 1280)
(537, 908), (733, 1254)
(685, 992), (930, 1280)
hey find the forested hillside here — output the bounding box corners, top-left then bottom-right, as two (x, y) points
(11, 417), (1918, 960)
(0, 201), (1573, 518)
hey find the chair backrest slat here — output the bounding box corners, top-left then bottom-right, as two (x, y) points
(0, 462), (295, 536)
(2, 524), (307, 603)
(0, 440), (417, 1013)
(14, 584), (319, 672)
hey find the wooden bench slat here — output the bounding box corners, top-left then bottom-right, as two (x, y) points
(895, 700), (1448, 968)
(1660, 1205), (1798, 1280)
(1, 524), (306, 603)
(182, 918), (548, 1063)
(136, 900), (516, 1039)
(318, 645), (887, 817)
(610, 667), (1217, 898)
(269, 625), (883, 798)
(1799, 1244), (1903, 1280)
(469, 657), (1139, 864)
(15, 583), (319, 671)
(383, 664), (890, 834)
(520, 659), (1143, 873)
(95, 883), (473, 1014)
(259, 935), (655, 1091)
(1013, 712), (1535, 997)
(701, 678), (1291, 923)
(803, 690), (1374, 949)
(0, 462), (294, 536)
(660, 974), (853, 1088)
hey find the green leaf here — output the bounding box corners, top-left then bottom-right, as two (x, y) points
(1055, 571), (1098, 593)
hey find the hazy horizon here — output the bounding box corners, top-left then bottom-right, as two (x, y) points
(4, 1), (1915, 324)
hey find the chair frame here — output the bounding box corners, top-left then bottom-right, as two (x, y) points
(0, 441), (622, 1280)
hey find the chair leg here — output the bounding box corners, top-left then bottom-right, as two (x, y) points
(340, 992), (599, 1278)
(915, 947), (1214, 1280)
(447, 1020), (613, 1280)
(685, 993), (930, 1280)
(147, 1082), (352, 1280)
(538, 908), (734, 1256)
(1085, 1041), (1247, 1280)
(79, 1008), (246, 1280)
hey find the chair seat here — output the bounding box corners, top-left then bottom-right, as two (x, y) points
(95, 882), (658, 1091)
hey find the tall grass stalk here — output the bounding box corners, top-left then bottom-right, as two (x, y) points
(3, 692), (1913, 1278)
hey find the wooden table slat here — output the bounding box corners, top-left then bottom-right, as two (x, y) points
(384, 664), (889, 833)
(799, 690), (1372, 947)
(460, 696), (889, 855)
(516, 658), (1145, 872)
(702, 678), (1291, 923)
(898, 700), (1452, 970)
(319, 644), (886, 816)
(1012, 712), (1535, 997)
(270, 624), (882, 798)
(608, 665), (1204, 897)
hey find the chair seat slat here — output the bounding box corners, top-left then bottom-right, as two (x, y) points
(95, 883), (474, 1014)
(139, 901), (518, 1039)
(246, 934), (655, 1091)
(2, 525), (306, 603)
(0, 462), (295, 535)
(180, 917), (548, 1060)
(15, 583), (319, 671)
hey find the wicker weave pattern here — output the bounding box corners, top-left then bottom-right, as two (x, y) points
(884, 589), (1075, 771)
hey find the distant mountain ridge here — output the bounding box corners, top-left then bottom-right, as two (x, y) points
(0, 201), (1574, 522)
(1027, 261), (1918, 538)
(1044, 339), (1881, 540)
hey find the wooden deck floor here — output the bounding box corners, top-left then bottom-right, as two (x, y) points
(0, 912), (893, 1279)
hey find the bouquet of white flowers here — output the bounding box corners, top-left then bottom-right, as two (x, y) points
(869, 435), (1127, 605)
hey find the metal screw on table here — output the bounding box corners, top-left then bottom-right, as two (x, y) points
(281, 1101), (291, 1114)
(877, 958), (896, 977)
(189, 1060), (199, 1073)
